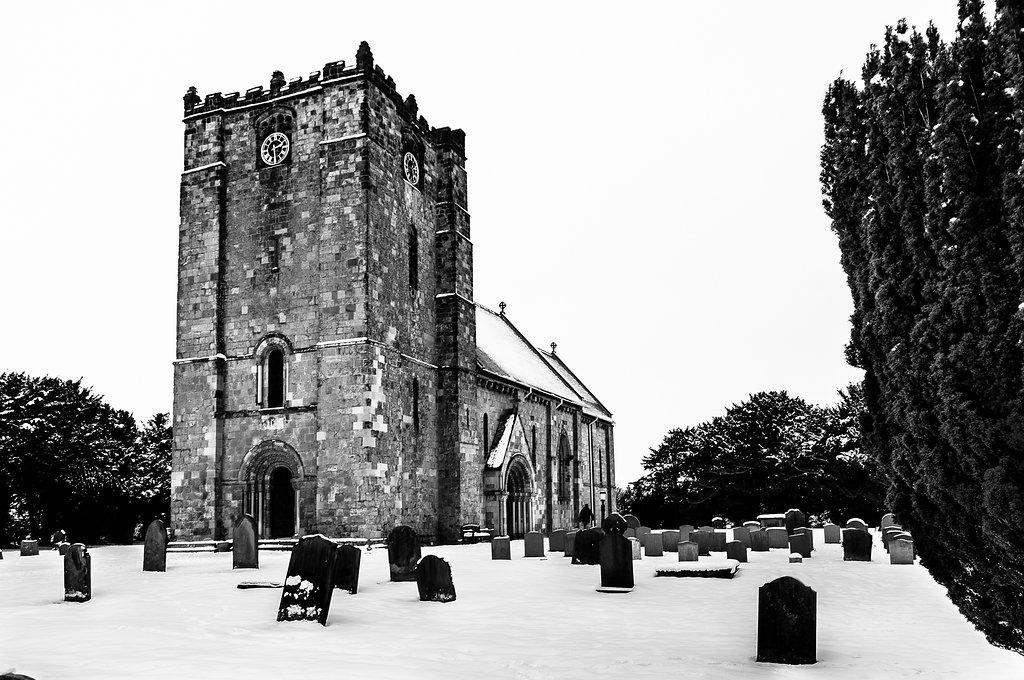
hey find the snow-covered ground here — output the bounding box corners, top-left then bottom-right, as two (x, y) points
(2, 530), (1022, 679)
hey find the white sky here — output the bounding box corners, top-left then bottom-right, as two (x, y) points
(0, 2), (970, 486)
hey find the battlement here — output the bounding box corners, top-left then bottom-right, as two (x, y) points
(182, 41), (465, 159)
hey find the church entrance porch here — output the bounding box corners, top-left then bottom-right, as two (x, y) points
(268, 467), (296, 538)
(504, 460), (532, 539)
(239, 439), (306, 539)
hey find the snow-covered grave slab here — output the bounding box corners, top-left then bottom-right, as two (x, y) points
(654, 558), (740, 579)
(2, 529), (1024, 679)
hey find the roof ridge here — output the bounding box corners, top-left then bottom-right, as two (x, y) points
(537, 348), (613, 418)
(493, 312), (586, 403)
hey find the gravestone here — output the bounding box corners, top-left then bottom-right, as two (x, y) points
(623, 514), (641, 530)
(629, 537), (642, 560)
(795, 527), (813, 551)
(757, 576), (817, 665)
(823, 523), (841, 544)
(725, 540), (747, 563)
(572, 528), (605, 565)
(708, 531), (727, 552)
(51, 529), (67, 546)
(789, 554), (803, 563)
(784, 509), (805, 535)
(20, 540), (39, 557)
(232, 514), (259, 570)
(599, 528), (634, 590)
(743, 521), (761, 530)
(711, 517), (726, 529)
(333, 544), (361, 594)
(661, 530), (680, 552)
(882, 526), (903, 551)
(766, 527), (789, 549)
(890, 538), (915, 565)
(416, 555), (456, 603)
(549, 529), (566, 552)
(732, 526), (751, 548)
(142, 520), (167, 572)
(842, 528), (872, 561)
(491, 536), (511, 560)
(678, 524), (694, 538)
(524, 531), (544, 557)
(644, 532), (663, 557)
(678, 541), (699, 561)
(623, 528), (636, 539)
(750, 529), (769, 552)
(636, 526), (652, 546)
(277, 534), (338, 625)
(758, 513), (786, 528)
(880, 513), (896, 533)
(64, 543), (91, 603)
(698, 525), (715, 533)
(690, 530), (711, 556)
(57, 542), (71, 556)
(845, 517), (867, 531)
(565, 531), (577, 557)
(387, 525), (421, 582)
(602, 512), (628, 534)
(789, 532), (812, 558)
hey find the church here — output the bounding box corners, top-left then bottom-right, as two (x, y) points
(171, 43), (615, 543)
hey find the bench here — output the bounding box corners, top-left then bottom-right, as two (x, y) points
(461, 524), (492, 544)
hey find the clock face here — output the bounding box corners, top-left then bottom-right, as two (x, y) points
(403, 152), (420, 185)
(260, 132), (290, 166)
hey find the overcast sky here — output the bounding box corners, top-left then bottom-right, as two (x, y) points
(1, 1), (971, 486)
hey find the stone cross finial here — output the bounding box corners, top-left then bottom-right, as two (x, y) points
(550, 342), (557, 355)
(183, 86), (201, 113)
(499, 301), (506, 315)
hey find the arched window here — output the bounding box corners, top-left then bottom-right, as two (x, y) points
(408, 225), (419, 291)
(255, 336), (291, 409)
(266, 349), (285, 408)
(531, 425), (537, 467)
(558, 433), (571, 501)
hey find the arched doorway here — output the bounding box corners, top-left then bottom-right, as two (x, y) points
(268, 467), (295, 538)
(505, 458), (531, 539)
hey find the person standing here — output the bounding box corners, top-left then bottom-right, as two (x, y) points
(578, 504), (594, 529)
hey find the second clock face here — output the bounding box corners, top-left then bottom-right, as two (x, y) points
(261, 132), (290, 166)
(403, 152), (420, 185)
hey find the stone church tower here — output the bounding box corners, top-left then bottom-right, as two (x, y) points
(172, 43), (614, 543)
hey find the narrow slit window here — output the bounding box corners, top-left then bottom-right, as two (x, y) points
(412, 377), (420, 430)
(483, 413), (489, 453)
(266, 349), (284, 408)
(408, 225), (418, 291)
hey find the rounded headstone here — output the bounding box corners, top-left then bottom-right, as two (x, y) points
(602, 512), (627, 534)
(623, 514), (641, 530)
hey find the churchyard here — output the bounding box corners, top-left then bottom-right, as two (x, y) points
(2, 522), (1023, 679)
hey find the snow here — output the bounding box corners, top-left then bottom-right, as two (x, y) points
(2, 531), (1024, 679)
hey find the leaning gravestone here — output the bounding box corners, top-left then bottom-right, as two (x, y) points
(644, 532), (663, 557)
(708, 531), (727, 552)
(766, 527), (789, 549)
(842, 528), (872, 562)
(678, 541), (699, 561)
(549, 529), (566, 552)
(277, 534), (337, 625)
(661, 530), (681, 552)
(232, 514), (259, 570)
(57, 543), (71, 556)
(890, 538), (915, 565)
(823, 523), (841, 544)
(750, 529), (769, 552)
(387, 525), (421, 582)
(880, 513), (896, 533)
(565, 531), (577, 557)
(51, 529), (67, 546)
(572, 528), (606, 565)
(333, 544), (361, 594)
(64, 543), (91, 603)
(598, 514), (633, 590)
(416, 555), (456, 603)
(491, 536), (511, 560)
(20, 540), (39, 557)
(784, 509), (805, 535)
(629, 537), (642, 560)
(623, 514), (641, 531)
(732, 526), (751, 548)
(690, 530), (711, 556)
(789, 532), (812, 558)
(725, 540), (747, 563)
(142, 520), (167, 572)
(524, 531), (545, 557)
(757, 576), (817, 665)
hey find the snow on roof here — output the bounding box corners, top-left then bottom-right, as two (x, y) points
(475, 305), (583, 404)
(537, 348), (612, 419)
(485, 412), (517, 468)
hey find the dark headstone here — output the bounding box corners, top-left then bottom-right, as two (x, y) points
(766, 527), (789, 549)
(57, 542), (71, 556)
(890, 538), (915, 565)
(572, 527), (605, 565)
(661, 530), (681, 552)
(565, 531), (577, 557)
(599, 532), (634, 589)
(623, 514), (641, 530)
(789, 554), (803, 563)
(698, 525), (716, 533)
(232, 514), (259, 570)
(823, 523), (841, 544)
(636, 526), (652, 546)
(690, 530), (711, 556)
(742, 521), (761, 530)
(725, 540), (747, 563)
(750, 529), (769, 552)
(491, 536), (511, 560)
(732, 526), (751, 548)
(644, 532), (663, 557)
(0, 673), (37, 680)
(784, 509), (805, 535)
(64, 543), (91, 603)
(416, 555), (456, 603)
(678, 524), (694, 537)
(757, 576), (817, 665)
(708, 531), (727, 552)
(678, 541), (699, 561)
(789, 532), (812, 558)
(387, 525), (421, 582)
(758, 514), (786, 528)
(20, 540), (39, 557)
(842, 528), (872, 561)
(711, 516), (726, 529)
(845, 517), (867, 530)
(882, 526), (903, 551)
(277, 534), (338, 625)
(623, 528), (636, 539)
(602, 512), (627, 534)
(549, 529), (566, 551)
(51, 529), (67, 546)
(797, 527), (813, 551)
(880, 513), (896, 533)
(333, 544), (361, 594)
(142, 520), (167, 572)
(524, 531), (544, 557)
